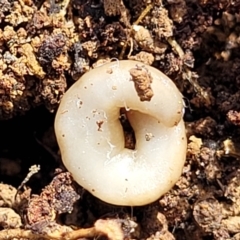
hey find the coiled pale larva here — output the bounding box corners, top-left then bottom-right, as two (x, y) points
(55, 60), (187, 206)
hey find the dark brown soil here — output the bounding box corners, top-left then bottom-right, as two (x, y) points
(1, 0), (240, 239)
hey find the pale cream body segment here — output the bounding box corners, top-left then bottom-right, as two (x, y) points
(55, 60), (187, 206)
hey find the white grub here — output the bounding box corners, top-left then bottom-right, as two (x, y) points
(55, 60), (187, 206)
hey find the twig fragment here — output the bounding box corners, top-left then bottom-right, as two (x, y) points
(119, 3), (154, 59)
(0, 219), (125, 240)
(16, 165), (41, 198)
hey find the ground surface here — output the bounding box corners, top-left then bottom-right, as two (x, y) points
(1, 0), (240, 239)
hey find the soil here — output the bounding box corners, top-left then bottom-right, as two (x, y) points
(1, 0), (240, 239)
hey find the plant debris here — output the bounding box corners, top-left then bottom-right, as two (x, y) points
(129, 65), (154, 101)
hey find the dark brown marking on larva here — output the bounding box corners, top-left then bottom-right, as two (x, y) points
(96, 120), (104, 131)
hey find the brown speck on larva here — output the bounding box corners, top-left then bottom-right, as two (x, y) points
(129, 65), (154, 101)
(76, 99), (83, 108)
(96, 120), (104, 131)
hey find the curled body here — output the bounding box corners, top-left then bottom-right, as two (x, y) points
(55, 60), (187, 206)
